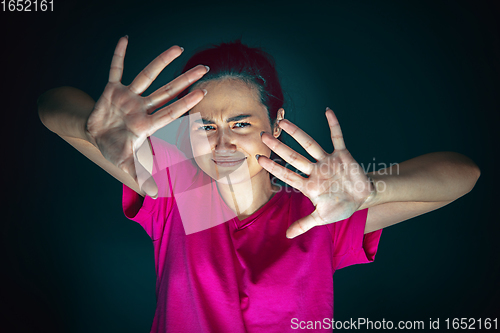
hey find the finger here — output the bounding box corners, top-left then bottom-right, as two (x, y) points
(257, 155), (306, 190)
(261, 132), (314, 175)
(109, 36), (129, 83)
(129, 45), (184, 95)
(149, 89), (206, 134)
(286, 210), (325, 239)
(278, 119), (327, 161)
(325, 107), (346, 150)
(145, 64), (209, 112)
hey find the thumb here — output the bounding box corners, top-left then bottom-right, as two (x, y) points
(141, 173), (159, 199)
(121, 156), (159, 199)
(286, 210), (324, 239)
(132, 143), (159, 199)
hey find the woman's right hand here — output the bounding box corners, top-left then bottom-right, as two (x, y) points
(86, 36), (209, 198)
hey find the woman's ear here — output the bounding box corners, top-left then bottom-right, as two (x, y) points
(273, 108), (285, 138)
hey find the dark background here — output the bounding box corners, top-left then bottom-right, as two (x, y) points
(2, 0), (499, 332)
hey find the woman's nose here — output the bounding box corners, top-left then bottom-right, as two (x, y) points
(214, 128), (236, 153)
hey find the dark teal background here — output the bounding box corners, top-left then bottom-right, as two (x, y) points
(2, 0), (498, 332)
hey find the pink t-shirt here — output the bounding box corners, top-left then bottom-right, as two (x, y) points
(122, 137), (382, 333)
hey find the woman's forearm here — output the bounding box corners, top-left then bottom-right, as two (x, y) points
(38, 86), (95, 142)
(366, 152), (480, 207)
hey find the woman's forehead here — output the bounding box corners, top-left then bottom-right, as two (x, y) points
(189, 79), (268, 121)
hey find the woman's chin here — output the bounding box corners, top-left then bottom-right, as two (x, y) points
(209, 166), (253, 185)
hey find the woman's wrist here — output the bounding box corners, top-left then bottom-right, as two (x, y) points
(39, 86), (97, 142)
(358, 174), (387, 210)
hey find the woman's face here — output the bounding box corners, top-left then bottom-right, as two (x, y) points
(188, 79), (276, 185)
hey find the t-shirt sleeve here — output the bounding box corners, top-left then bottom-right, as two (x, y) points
(122, 136), (196, 240)
(327, 208), (382, 271)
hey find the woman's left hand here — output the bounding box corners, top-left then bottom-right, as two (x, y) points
(258, 108), (375, 239)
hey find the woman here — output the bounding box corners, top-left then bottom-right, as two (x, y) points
(38, 36), (480, 332)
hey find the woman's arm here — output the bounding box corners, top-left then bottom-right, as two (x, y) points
(361, 152), (480, 233)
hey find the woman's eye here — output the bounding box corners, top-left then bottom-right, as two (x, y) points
(233, 122), (250, 128)
(200, 125), (215, 131)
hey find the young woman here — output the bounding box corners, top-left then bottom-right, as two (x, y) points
(38, 36), (480, 332)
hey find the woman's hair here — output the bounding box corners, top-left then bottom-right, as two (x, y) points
(175, 40), (286, 168)
(178, 40), (284, 124)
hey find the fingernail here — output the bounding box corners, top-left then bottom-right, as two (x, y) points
(124, 35), (129, 39)
(204, 65), (210, 73)
(326, 107), (331, 111)
(260, 131), (265, 137)
(201, 89), (208, 96)
(179, 46), (184, 52)
(255, 154), (261, 161)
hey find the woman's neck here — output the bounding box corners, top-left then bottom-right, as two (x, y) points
(216, 169), (278, 221)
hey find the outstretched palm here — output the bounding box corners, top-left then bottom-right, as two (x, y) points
(86, 36), (208, 197)
(259, 108), (375, 238)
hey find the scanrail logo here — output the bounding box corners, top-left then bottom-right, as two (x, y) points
(290, 317), (499, 330)
(291, 318), (426, 330)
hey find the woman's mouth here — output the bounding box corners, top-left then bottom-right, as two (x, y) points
(212, 157), (247, 167)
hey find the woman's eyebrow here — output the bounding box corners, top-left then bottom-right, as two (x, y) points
(193, 118), (215, 125)
(227, 114), (252, 122)
(193, 114), (252, 124)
